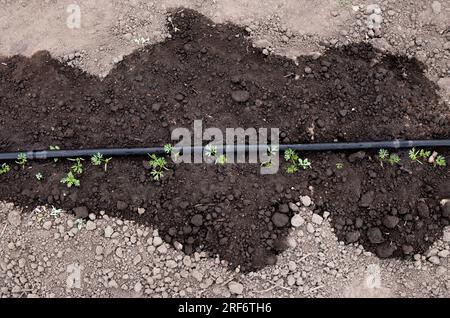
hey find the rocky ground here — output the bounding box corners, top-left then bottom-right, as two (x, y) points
(1, 199), (449, 298)
(1, 0), (450, 298)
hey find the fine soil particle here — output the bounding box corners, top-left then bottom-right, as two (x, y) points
(0, 9), (449, 271)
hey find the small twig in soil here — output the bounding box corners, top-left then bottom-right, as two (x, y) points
(306, 285), (325, 294)
(255, 280), (292, 293)
(400, 166), (412, 174)
(299, 253), (313, 262)
(0, 224), (7, 238)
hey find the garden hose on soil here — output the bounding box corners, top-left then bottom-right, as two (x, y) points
(0, 139), (449, 161)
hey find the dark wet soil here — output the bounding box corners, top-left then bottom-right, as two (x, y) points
(0, 9), (449, 272)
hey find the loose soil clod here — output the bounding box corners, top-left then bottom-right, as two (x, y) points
(0, 9), (449, 272)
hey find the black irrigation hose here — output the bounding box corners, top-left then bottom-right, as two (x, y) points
(0, 139), (449, 161)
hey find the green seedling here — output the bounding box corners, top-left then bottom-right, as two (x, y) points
(336, 163), (344, 170)
(409, 148), (422, 164)
(91, 153), (103, 166)
(261, 160), (273, 168)
(215, 154), (227, 166)
(285, 148), (299, 174)
(148, 154), (168, 181)
(69, 158), (84, 175)
(419, 149), (431, 160)
(103, 157), (112, 171)
(75, 218), (85, 230)
(164, 144), (180, 161)
(0, 163), (10, 176)
(204, 144), (218, 158)
(284, 148), (299, 162)
(388, 154), (401, 165)
(267, 146), (279, 157)
(35, 172), (44, 181)
(298, 158), (312, 170)
(50, 145), (60, 162)
(284, 148), (311, 173)
(60, 171), (80, 188)
(261, 146), (278, 168)
(16, 153), (27, 168)
(164, 144), (173, 154)
(91, 153), (112, 171)
(434, 155), (446, 167)
(378, 149), (389, 166)
(286, 164), (298, 174)
(50, 206), (63, 218)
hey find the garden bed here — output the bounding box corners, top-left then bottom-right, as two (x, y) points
(0, 9), (449, 272)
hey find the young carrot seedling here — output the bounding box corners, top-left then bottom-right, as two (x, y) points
(16, 153), (27, 168)
(0, 163), (11, 175)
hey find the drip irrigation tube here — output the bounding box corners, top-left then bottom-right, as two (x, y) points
(0, 139), (449, 161)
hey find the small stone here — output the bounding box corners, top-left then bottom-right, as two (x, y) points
(190, 214), (203, 227)
(444, 42), (450, 51)
(85, 220), (96, 231)
(346, 231), (360, 243)
(428, 256), (440, 265)
(228, 281), (244, 295)
(365, 4), (381, 15)
(166, 260), (177, 268)
(104, 226), (114, 238)
(376, 243), (396, 258)
(174, 93), (184, 101)
(133, 254), (142, 265)
(192, 270), (203, 282)
(437, 78), (450, 98)
(183, 256), (192, 267)
(306, 223), (315, 234)
(231, 90), (250, 103)
(359, 191), (374, 208)
(304, 67), (312, 74)
(300, 196), (312, 207)
(290, 215), (305, 227)
(311, 214), (323, 225)
(431, 1), (441, 14)
(95, 246), (104, 255)
(153, 236), (163, 247)
(279, 204), (289, 214)
(288, 203), (299, 212)
(417, 202), (430, 218)
(438, 250), (450, 258)
(7, 210), (21, 227)
(151, 103), (161, 111)
(116, 201), (128, 211)
(272, 213), (289, 227)
(348, 151), (365, 162)
(402, 245), (414, 255)
(382, 215), (399, 229)
(367, 227), (384, 244)
(173, 241), (183, 251)
(137, 208), (146, 215)
(443, 227), (450, 242)
(42, 220), (52, 230)
(115, 247), (124, 258)
(134, 282), (143, 293)
(288, 261), (297, 271)
(73, 206), (88, 219)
